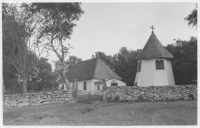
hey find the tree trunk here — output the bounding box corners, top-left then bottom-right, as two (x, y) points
(62, 63), (70, 89)
(72, 79), (78, 98)
(22, 76), (28, 93)
(103, 79), (107, 91)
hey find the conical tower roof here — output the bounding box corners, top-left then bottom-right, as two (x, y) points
(136, 33), (173, 60)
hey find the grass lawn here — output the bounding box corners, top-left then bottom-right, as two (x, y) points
(3, 100), (197, 125)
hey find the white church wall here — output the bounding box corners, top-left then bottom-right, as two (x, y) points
(68, 80), (94, 92)
(135, 58), (175, 87)
(134, 72), (140, 85)
(137, 59), (155, 87)
(60, 78), (126, 92)
(166, 59), (176, 85)
(154, 70), (168, 86)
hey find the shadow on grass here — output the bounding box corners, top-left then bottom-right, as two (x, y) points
(80, 107), (97, 114)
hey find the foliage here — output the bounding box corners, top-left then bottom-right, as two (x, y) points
(112, 47), (140, 86)
(54, 55), (82, 78)
(165, 37), (197, 85)
(66, 56), (82, 70)
(106, 95), (112, 101)
(100, 95), (104, 101)
(92, 48), (140, 86)
(185, 4), (197, 28)
(3, 63), (23, 94)
(93, 52), (114, 69)
(137, 95), (144, 102)
(188, 94), (195, 100)
(24, 3), (84, 88)
(114, 95), (120, 102)
(2, 3), (46, 93)
(27, 57), (57, 92)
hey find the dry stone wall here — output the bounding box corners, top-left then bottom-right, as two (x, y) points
(3, 90), (75, 107)
(103, 85), (197, 102)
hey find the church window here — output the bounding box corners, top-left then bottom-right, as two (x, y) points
(137, 61), (142, 72)
(156, 60), (165, 70)
(83, 81), (87, 90)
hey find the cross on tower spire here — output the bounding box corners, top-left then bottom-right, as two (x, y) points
(150, 25), (155, 34)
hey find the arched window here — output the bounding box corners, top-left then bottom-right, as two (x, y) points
(83, 81), (87, 90)
(156, 60), (165, 70)
(97, 85), (100, 90)
(137, 61), (142, 72)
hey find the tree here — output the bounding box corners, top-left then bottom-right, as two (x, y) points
(165, 37), (197, 85)
(66, 56), (82, 70)
(112, 47), (140, 86)
(92, 51), (114, 69)
(185, 4), (197, 28)
(26, 3), (84, 89)
(54, 55), (82, 79)
(27, 58), (57, 91)
(2, 3), (46, 93)
(3, 61), (22, 94)
(92, 48), (140, 86)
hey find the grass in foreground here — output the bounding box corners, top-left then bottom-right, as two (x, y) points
(3, 100), (197, 125)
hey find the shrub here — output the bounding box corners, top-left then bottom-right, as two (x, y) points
(137, 95), (144, 102)
(100, 95), (103, 101)
(114, 95), (120, 102)
(106, 95), (112, 101)
(188, 94), (195, 100)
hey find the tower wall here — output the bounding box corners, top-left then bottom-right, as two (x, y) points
(134, 58), (175, 86)
(166, 59), (176, 85)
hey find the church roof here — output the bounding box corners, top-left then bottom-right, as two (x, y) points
(136, 33), (173, 60)
(66, 58), (122, 82)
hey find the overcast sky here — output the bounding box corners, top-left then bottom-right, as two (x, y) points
(47, 2), (197, 62)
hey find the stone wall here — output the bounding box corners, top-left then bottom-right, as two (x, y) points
(3, 90), (75, 107)
(103, 85), (197, 102)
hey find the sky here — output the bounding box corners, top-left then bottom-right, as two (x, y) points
(46, 2), (197, 63)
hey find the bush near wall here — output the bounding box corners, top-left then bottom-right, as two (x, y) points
(3, 90), (75, 107)
(103, 85), (197, 102)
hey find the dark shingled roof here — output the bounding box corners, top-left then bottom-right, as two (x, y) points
(66, 58), (122, 82)
(136, 33), (173, 60)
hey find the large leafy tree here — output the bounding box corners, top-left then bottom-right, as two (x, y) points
(112, 47), (140, 86)
(2, 3), (45, 93)
(185, 4), (197, 28)
(54, 55), (82, 79)
(27, 58), (57, 91)
(3, 16), (42, 93)
(92, 51), (114, 69)
(25, 3), (84, 89)
(165, 37), (197, 85)
(66, 56), (82, 70)
(3, 62), (22, 94)
(92, 48), (140, 86)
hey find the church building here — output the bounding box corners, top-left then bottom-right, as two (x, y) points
(59, 58), (126, 91)
(134, 25), (175, 87)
